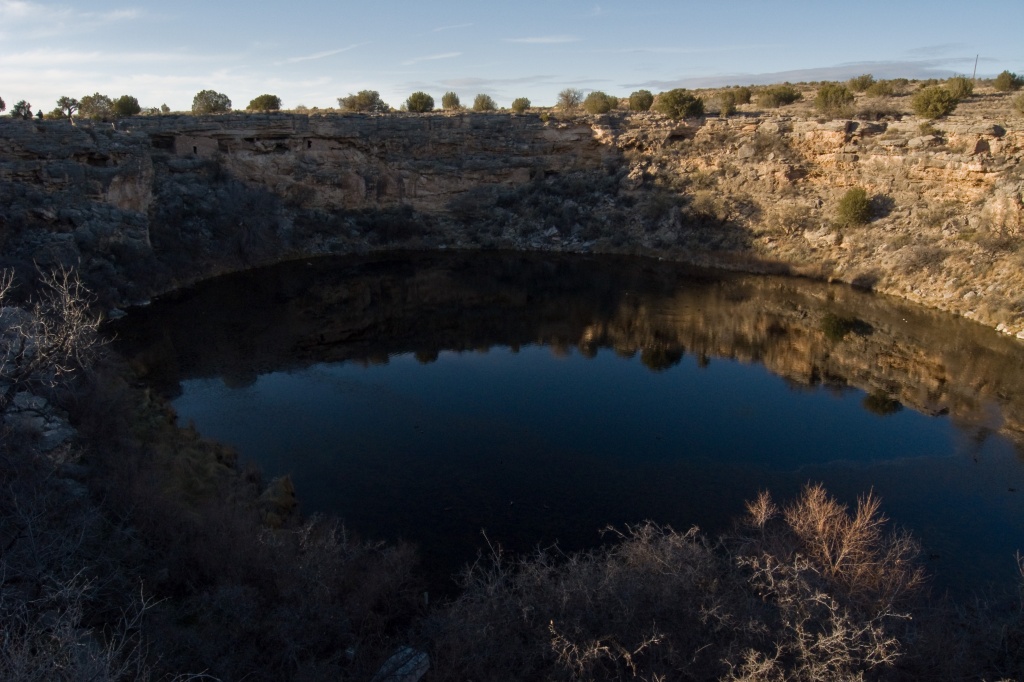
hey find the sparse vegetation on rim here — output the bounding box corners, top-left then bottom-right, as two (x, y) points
(654, 88), (704, 119)
(912, 85), (958, 119)
(994, 70), (1024, 92)
(583, 90), (617, 114)
(405, 91), (434, 113)
(192, 89), (231, 114)
(847, 73), (875, 92)
(815, 82), (855, 117)
(472, 93), (497, 112)
(10, 100), (32, 119)
(338, 89), (389, 113)
(112, 94), (141, 118)
(247, 93), (282, 112)
(557, 87), (584, 112)
(628, 89), (654, 112)
(510, 96), (530, 114)
(1014, 93), (1024, 115)
(758, 84), (802, 107)
(945, 75), (974, 100)
(441, 91), (460, 110)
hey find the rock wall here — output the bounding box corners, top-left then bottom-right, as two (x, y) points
(1, 107), (1021, 336)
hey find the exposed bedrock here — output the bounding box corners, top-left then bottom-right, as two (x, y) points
(1, 109), (1021, 336)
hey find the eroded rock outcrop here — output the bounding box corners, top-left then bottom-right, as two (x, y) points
(1, 107), (1021, 336)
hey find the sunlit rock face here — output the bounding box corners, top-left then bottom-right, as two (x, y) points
(1, 108), (1021, 335)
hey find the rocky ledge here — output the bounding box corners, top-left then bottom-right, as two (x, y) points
(0, 104), (1021, 336)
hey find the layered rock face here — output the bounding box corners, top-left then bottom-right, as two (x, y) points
(0, 107), (1021, 336)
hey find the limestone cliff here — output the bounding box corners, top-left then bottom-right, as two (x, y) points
(1, 102), (1021, 337)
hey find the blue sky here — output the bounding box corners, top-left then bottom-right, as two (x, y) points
(1, 0), (1021, 112)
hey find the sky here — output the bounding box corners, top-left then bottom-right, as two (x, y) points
(1, 0), (1022, 113)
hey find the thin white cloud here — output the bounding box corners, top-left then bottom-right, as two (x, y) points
(905, 43), (968, 58)
(504, 35), (580, 45)
(432, 22), (473, 32)
(0, 1), (140, 38)
(0, 49), (222, 68)
(401, 52), (461, 66)
(451, 75), (557, 86)
(280, 43), (367, 65)
(609, 43), (781, 56)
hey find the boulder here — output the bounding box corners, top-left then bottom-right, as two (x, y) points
(370, 646), (429, 682)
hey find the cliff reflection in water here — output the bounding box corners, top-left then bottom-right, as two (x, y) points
(117, 251), (1024, 451)
(113, 252), (1024, 591)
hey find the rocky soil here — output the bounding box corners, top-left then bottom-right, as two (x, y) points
(1, 88), (1021, 337)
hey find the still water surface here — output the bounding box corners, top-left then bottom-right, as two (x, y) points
(115, 253), (1024, 592)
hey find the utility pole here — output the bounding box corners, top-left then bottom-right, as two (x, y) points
(972, 54), (979, 80)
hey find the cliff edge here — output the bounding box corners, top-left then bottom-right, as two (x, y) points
(1, 99), (1021, 336)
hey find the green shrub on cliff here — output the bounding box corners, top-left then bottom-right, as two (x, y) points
(11, 100), (32, 119)
(912, 86), (958, 119)
(406, 91), (434, 113)
(732, 86), (752, 104)
(758, 84), (802, 108)
(511, 97), (531, 114)
(79, 93), (112, 120)
(192, 89), (231, 114)
(0, 96), (5, 113)
(717, 90), (737, 117)
(654, 89), (704, 119)
(56, 96), (79, 119)
(864, 80), (895, 98)
(945, 75), (974, 100)
(441, 91), (461, 110)
(837, 186), (872, 226)
(112, 95), (141, 118)
(583, 90), (616, 114)
(815, 83), (855, 117)
(472, 94), (497, 112)
(338, 90), (389, 113)
(628, 89), (654, 111)
(247, 94), (282, 112)
(994, 70), (1023, 92)
(847, 73), (875, 92)
(1014, 94), (1024, 116)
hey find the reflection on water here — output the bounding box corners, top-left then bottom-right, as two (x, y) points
(113, 252), (1024, 592)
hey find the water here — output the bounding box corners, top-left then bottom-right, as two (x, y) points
(113, 252), (1024, 593)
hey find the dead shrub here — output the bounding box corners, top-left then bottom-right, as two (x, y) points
(729, 484), (924, 680)
(426, 524), (742, 681)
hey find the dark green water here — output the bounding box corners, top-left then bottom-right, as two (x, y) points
(114, 252), (1024, 593)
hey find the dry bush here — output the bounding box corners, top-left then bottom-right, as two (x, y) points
(98, 433), (424, 682)
(728, 485), (924, 681)
(780, 486), (923, 607)
(765, 202), (815, 235)
(688, 190), (733, 225)
(900, 244), (949, 273)
(916, 201), (957, 229)
(0, 267), (103, 412)
(428, 485), (931, 681)
(0, 429), (159, 681)
(426, 524), (744, 681)
(758, 85), (802, 108)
